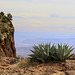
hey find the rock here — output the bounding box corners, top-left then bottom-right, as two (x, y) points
(65, 60), (75, 70)
(51, 72), (65, 75)
(0, 57), (74, 75)
(0, 57), (18, 65)
(0, 12), (16, 58)
(65, 71), (75, 75)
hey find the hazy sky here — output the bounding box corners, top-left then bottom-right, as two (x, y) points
(0, 0), (75, 34)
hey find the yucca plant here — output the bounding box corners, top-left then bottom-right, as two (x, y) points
(29, 43), (56, 62)
(52, 44), (75, 61)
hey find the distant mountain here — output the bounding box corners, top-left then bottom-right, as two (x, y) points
(16, 38), (75, 57)
(16, 46), (32, 57)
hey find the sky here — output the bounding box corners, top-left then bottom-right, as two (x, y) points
(0, 0), (75, 37)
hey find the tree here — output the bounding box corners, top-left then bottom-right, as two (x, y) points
(7, 13), (12, 21)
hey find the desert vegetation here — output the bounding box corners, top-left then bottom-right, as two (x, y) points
(17, 43), (75, 68)
(7, 13), (12, 21)
(0, 12), (13, 41)
(29, 43), (75, 62)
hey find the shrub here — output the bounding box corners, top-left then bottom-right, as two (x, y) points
(0, 12), (4, 16)
(3, 33), (7, 39)
(17, 58), (31, 67)
(17, 58), (40, 68)
(29, 43), (56, 62)
(0, 34), (5, 41)
(2, 17), (8, 23)
(9, 23), (13, 27)
(0, 14), (2, 19)
(1, 27), (8, 33)
(2, 19), (8, 23)
(52, 44), (75, 61)
(7, 13), (12, 21)
(29, 43), (75, 62)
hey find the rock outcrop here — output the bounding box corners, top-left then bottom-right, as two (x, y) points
(0, 12), (16, 58)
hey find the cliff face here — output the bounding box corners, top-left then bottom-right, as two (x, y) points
(0, 12), (16, 58)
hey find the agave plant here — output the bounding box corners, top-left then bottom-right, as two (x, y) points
(29, 43), (56, 62)
(52, 44), (75, 61)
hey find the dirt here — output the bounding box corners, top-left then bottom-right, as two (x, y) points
(0, 57), (75, 75)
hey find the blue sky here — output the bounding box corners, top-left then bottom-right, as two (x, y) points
(0, 0), (75, 37)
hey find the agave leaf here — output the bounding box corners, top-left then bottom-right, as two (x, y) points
(29, 54), (37, 59)
(33, 45), (39, 50)
(58, 44), (62, 54)
(39, 44), (43, 50)
(30, 50), (40, 57)
(34, 49), (42, 57)
(68, 46), (73, 50)
(64, 48), (74, 58)
(29, 43), (75, 62)
(51, 54), (59, 61)
(67, 54), (75, 59)
(68, 46), (74, 52)
(37, 58), (45, 62)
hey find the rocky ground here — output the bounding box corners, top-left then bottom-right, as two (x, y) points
(0, 57), (75, 75)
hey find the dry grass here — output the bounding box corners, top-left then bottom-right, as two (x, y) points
(17, 58), (59, 68)
(17, 58), (41, 68)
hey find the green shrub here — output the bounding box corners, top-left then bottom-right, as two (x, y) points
(29, 43), (75, 62)
(1, 27), (8, 33)
(9, 23), (13, 27)
(2, 17), (8, 23)
(7, 13), (12, 21)
(0, 14), (2, 19)
(0, 34), (5, 41)
(0, 12), (4, 16)
(3, 33), (7, 39)
(29, 43), (56, 62)
(7, 31), (10, 35)
(52, 44), (75, 61)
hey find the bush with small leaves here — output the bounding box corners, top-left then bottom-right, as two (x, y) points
(0, 12), (14, 42)
(7, 13), (12, 21)
(1, 27), (9, 33)
(3, 33), (7, 39)
(2, 16), (8, 23)
(0, 12), (4, 16)
(0, 14), (2, 19)
(9, 23), (13, 27)
(0, 34), (5, 41)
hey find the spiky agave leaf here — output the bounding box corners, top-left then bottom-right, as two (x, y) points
(29, 43), (56, 62)
(54, 44), (75, 61)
